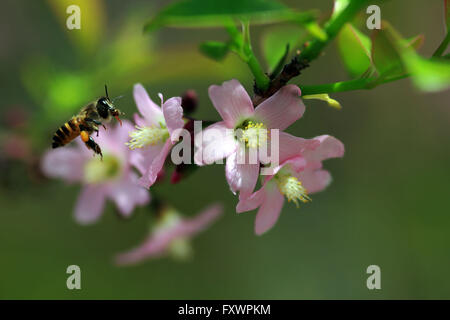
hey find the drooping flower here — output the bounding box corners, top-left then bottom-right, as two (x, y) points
(195, 79), (306, 198)
(127, 84), (184, 188)
(237, 135), (344, 235)
(41, 121), (150, 224)
(115, 204), (223, 265)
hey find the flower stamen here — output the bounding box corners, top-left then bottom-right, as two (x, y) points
(275, 174), (311, 207)
(84, 154), (122, 184)
(126, 125), (169, 149)
(240, 121), (268, 149)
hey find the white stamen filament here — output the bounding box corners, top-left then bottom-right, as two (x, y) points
(127, 125), (169, 149)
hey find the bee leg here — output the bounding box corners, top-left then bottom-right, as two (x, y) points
(81, 131), (103, 159)
(86, 118), (105, 132)
(87, 137), (103, 160)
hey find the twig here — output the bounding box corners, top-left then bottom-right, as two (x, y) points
(253, 0), (371, 105)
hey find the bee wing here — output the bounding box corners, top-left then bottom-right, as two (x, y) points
(79, 101), (101, 120)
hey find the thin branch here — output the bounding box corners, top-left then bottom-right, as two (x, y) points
(253, 0), (371, 105)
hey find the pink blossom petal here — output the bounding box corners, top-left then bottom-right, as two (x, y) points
(254, 85), (305, 130)
(225, 150), (259, 197)
(139, 139), (172, 188)
(133, 83), (163, 126)
(116, 204), (222, 265)
(74, 185), (107, 225)
(296, 169), (332, 194)
(98, 120), (135, 156)
(236, 187), (266, 213)
(278, 132), (320, 164)
(304, 135), (345, 166)
(194, 121), (237, 165)
(129, 143), (164, 175)
(133, 113), (146, 127)
(41, 148), (86, 183)
(162, 96), (184, 142)
(115, 233), (171, 265)
(176, 203), (223, 235)
(108, 172), (150, 216)
(254, 185), (285, 235)
(208, 79), (254, 127)
(280, 156), (308, 173)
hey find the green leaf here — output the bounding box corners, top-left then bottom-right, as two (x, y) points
(332, 0), (351, 19)
(304, 21), (327, 41)
(144, 0), (311, 32)
(401, 51), (450, 92)
(404, 34), (425, 50)
(269, 44), (290, 78)
(262, 26), (304, 72)
(199, 41), (230, 61)
(337, 23), (372, 77)
(371, 23), (406, 79)
(373, 22), (450, 92)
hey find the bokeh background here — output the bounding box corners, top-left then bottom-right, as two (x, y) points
(1, 0), (449, 299)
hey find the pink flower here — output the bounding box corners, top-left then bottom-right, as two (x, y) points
(115, 204), (223, 265)
(237, 135), (344, 235)
(195, 79), (306, 198)
(127, 84), (184, 188)
(41, 121), (150, 224)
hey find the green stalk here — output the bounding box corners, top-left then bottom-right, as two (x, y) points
(298, 0), (371, 63)
(300, 74), (409, 95)
(433, 31), (450, 57)
(225, 22), (270, 91)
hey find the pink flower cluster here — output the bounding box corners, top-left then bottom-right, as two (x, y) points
(41, 79), (344, 263)
(195, 80), (344, 234)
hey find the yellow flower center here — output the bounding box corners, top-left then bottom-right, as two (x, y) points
(240, 121), (268, 148)
(84, 154), (122, 184)
(169, 237), (192, 261)
(153, 208), (192, 260)
(126, 124), (169, 149)
(154, 209), (181, 232)
(275, 173), (311, 207)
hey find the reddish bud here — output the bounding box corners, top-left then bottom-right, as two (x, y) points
(5, 107), (29, 129)
(181, 90), (198, 114)
(155, 169), (165, 183)
(170, 169), (183, 184)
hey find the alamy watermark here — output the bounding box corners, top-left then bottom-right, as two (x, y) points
(366, 5), (381, 30)
(66, 265), (81, 290)
(366, 265), (381, 290)
(66, 5), (81, 30)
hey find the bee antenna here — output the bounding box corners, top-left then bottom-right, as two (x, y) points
(104, 84), (110, 100)
(112, 95), (124, 103)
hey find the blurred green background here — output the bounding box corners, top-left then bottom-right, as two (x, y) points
(1, 0), (449, 299)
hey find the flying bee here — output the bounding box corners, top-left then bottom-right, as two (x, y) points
(52, 85), (124, 158)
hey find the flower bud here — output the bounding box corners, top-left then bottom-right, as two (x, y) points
(181, 90), (198, 114)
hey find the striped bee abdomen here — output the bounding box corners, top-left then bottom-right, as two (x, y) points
(52, 118), (80, 148)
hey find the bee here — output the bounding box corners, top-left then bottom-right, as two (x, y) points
(51, 85), (123, 158)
